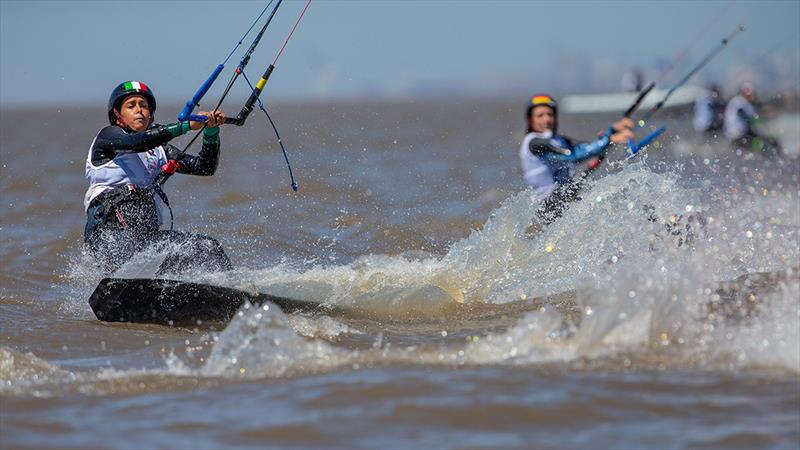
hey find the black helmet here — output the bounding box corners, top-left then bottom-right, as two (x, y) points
(107, 80), (157, 125)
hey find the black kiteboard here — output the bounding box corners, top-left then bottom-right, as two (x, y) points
(89, 277), (329, 326)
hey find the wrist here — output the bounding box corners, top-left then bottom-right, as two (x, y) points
(202, 125), (219, 144)
(165, 121), (192, 138)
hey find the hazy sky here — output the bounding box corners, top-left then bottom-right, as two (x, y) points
(1, 0), (798, 107)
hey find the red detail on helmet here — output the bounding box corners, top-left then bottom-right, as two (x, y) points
(161, 160), (181, 175)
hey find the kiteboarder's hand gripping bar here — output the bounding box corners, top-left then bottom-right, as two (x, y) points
(186, 111), (229, 127)
(186, 115), (241, 125)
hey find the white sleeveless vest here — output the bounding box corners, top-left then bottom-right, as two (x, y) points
(84, 134), (168, 215)
(519, 131), (556, 202)
(723, 95), (756, 140)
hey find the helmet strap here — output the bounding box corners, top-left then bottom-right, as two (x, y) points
(112, 108), (131, 130)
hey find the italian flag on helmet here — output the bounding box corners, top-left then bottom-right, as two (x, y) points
(123, 81), (149, 92)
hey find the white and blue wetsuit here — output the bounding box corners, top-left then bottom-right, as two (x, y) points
(693, 95), (725, 133)
(519, 129), (612, 202)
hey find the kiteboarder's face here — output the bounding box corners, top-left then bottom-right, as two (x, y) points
(115, 95), (151, 132)
(741, 85), (755, 103)
(529, 105), (555, 133)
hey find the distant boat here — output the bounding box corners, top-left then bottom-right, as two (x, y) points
(561, 85), (709, 114)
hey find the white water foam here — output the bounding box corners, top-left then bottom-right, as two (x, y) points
(229, 160), (795, 310)
(198, 303), (355, 378)
(216, 160), (799, 373)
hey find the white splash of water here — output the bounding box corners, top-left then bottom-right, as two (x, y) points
(199, 303), (355, 378)
(54, 160), (799, 380)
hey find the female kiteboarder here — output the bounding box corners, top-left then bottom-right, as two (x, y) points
(83, 80), (232, 274)
(519, 94), (635, 224)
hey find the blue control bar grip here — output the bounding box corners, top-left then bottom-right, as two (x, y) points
(178, 64), (225, 121)
(630, 126), (667, 155)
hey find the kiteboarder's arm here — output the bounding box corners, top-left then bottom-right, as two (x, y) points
(566, 118), (634, 161)
(167, 111), (224, 176)
(166, 127), (220, 176)
(530, 135), (610, 163)
(529, 117), (634, 163)
(91, 123), (192, 165)
(567, 121), (633, 160)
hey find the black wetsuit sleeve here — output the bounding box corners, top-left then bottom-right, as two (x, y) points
(165, 128), (221, 176)
(528, 138), (559, 155)
(91, 123), (190, 165)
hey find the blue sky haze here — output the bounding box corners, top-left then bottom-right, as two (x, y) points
(1, 0), (798, 107)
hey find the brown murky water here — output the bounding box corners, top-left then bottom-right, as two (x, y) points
(1, 102), (799, 449)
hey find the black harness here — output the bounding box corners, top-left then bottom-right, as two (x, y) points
(87, 181), (173, 239)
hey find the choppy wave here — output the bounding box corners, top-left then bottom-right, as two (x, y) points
(11, 160), (795, 397)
